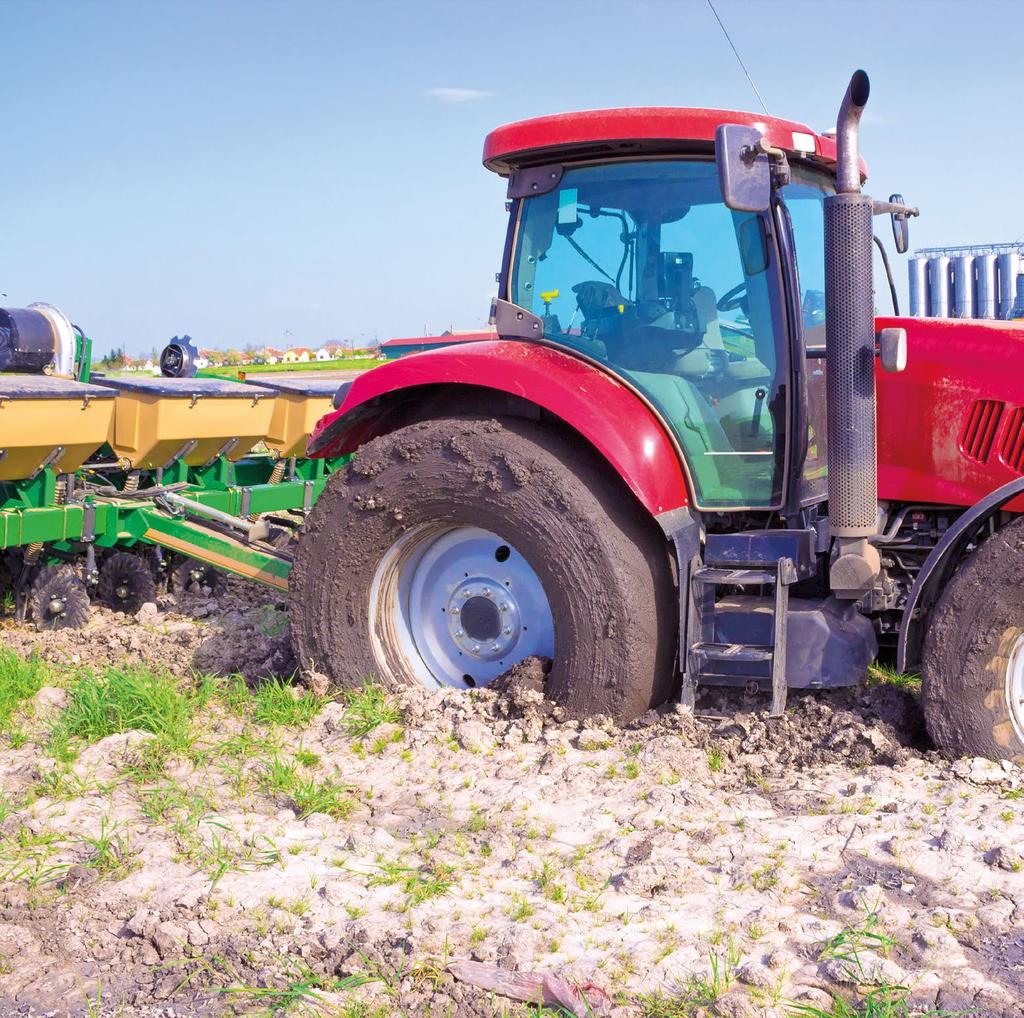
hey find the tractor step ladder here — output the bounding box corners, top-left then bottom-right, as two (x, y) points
(680, 528), (820, 718)
(678, 528), (816, 717)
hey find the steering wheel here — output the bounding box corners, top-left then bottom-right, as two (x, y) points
(717, 281), (747, 313)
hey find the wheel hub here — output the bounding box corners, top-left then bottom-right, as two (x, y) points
(447, 584), (521, 661)
(371, 525), (555, 690)
(48, 596), (66, 616)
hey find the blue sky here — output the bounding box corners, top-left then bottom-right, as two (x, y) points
(5, 0), (1023, 356)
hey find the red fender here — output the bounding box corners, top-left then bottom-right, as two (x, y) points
(308, 341), (690, 517)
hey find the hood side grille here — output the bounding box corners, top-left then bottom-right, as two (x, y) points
(958, 399), (1004, 462)
(999, 406), (1024, 474)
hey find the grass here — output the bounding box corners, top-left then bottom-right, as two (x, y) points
(217, 955), (384, 1011)
(249, 676), (328, 727)
(340, 684), (402, 738)
(80, 814), (137, 878)
(261, 756), (356, 819)
(786, 987), (963, 1018)
(867, 663), (921, 695)
(779, 908), (964, 1018)
(199, 356), (378, 378)
(638, 938), (743, 1016)
(818, 909), (899, 975)
(367, 857), (454, 908)
(706, 745), (723, 773)
(54, 665), (210, 754)
(0, 649), (51, 739)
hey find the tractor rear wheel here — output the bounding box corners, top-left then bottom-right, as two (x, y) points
(921, 515), (1024, 763)
(289, 416), (677, 722)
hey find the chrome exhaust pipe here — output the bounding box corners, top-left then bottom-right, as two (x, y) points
(835, 69), (870, 195)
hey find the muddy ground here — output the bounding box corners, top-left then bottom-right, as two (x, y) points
(1, 582), (1023, 1017)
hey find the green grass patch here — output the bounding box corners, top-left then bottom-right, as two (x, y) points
(340, 684), (402, 738)
(216, 955), (385, 1011)
(638, 938), (742, 1016)
(261, 756), (355, 819)
(867, 663), (921, 695)
(250, 676), (328, 727)
(367, 857), (454, 908)
(198, 357), (378, 378)
(0, 649), (51, 737)
(53, 665), (211, 756)
(786, 986), (963, 1017)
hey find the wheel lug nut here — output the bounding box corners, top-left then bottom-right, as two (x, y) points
(483, 587), (491, 596)
(455, 629), (464, 637)
(471, 645), (480, 654)
(449, 606), (459, 614)
(491, 643), (501, 652)
(499, 603), (509, 612)
(502, 626), (512, 635)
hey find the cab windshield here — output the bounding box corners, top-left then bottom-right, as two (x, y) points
(508, 159), (788, 509)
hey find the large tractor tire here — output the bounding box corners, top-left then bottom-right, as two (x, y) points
(289, 416), (677, 722)
(921, 515), (1024, 764)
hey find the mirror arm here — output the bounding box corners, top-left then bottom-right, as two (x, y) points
(749, 139), (791, 188)
(872, 199), (920, 220)
(873, 235), (900, 316)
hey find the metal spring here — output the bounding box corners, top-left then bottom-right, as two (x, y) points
(24, 475), (69, 564)
(249, 458), (287, 521)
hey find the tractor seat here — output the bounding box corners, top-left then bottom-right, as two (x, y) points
(625, 368), (748, 501)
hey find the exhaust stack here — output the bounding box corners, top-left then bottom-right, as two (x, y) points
(824, 71), (881, 598)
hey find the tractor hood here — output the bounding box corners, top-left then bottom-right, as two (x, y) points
(876, 315), (1024, 510)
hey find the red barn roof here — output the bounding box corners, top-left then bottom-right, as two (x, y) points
(380, 331), (495, 349)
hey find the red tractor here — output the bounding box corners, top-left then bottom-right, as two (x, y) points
(289, 71), (1024, 764)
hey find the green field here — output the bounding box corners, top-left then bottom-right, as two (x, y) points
(198, 357), (379, 378)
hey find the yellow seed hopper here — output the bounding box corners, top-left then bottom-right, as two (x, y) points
(94, 377), (276, 469)
(0, 376), (117, 481)
(247, 376), (342, 459)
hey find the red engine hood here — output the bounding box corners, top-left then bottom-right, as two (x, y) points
(876, 315), (1024, 511)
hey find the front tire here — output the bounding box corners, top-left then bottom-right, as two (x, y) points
(289, 416), (677, 722)
(921, 515), (1024, 763)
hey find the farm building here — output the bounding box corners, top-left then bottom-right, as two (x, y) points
(380, 330), (496, 360)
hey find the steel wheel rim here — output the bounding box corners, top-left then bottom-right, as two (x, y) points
(1006, 631), (1024, 743)
(370, 524), (555, 690)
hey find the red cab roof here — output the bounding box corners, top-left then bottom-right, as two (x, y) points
(483, 107), (863, 180)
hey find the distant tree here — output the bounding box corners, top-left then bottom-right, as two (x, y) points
(224, 348), (243, 366)
(99, 346), (127, 369)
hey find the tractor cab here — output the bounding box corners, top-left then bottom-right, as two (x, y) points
(484, 109), (844, 512)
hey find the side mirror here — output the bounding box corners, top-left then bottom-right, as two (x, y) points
(889, 193), (910, 254)
(877, 327), (907, 373)
(715, 125), (770, 213)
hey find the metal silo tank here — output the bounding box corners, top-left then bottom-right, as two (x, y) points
(927, 256), (951, 317)
(908, 257), (928, 317)
(1012, 273), (1024, 319)
(998, 252), (1020, 318)
(976, 253), (998, 318)
(952, 255), (976, 318)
